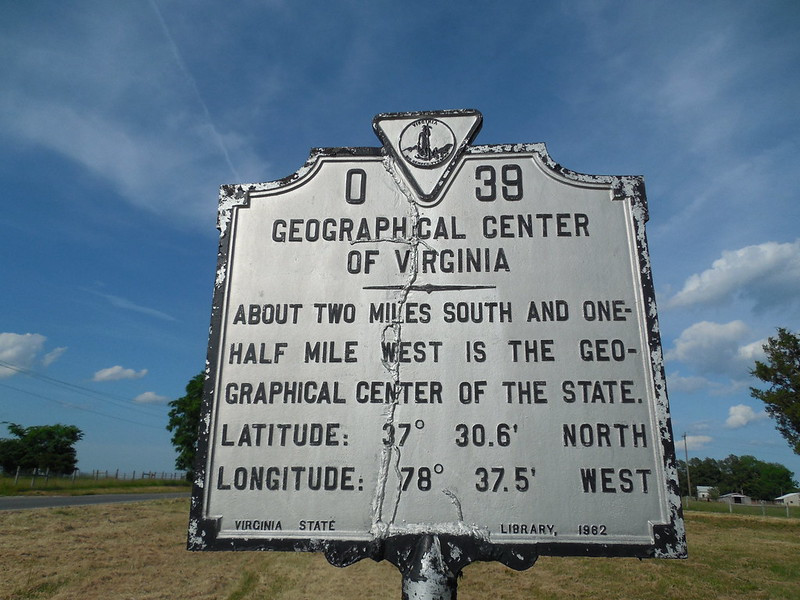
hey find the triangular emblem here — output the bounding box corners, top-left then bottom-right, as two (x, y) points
(373, 109), (482, 203)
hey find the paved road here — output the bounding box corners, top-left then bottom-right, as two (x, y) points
(0, 492), (188, 511)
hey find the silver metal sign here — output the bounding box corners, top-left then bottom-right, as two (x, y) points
(189, 109), (686, 571)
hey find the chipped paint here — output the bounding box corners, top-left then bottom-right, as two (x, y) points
(615, 172), (686, 558)
(402, 536), (456, 600)
(187, 110), (687, 578)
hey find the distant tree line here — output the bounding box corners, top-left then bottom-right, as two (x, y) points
(677, 454), (798, 501)
(0, 423), (83, 475)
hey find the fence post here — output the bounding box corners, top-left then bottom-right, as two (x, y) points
(14, 466), (20, 485)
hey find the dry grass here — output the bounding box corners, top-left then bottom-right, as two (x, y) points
(1, 499), (798, 600)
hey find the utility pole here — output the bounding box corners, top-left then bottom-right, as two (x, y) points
(683, 433), (692, 506)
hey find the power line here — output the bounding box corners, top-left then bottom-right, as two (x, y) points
(0, 359), (168, 417)
(0, 381), (165, 430)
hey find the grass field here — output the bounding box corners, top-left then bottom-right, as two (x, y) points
(1, 498), (799, 600)
(0, 474), (190, 496)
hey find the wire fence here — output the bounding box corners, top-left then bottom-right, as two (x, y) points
(1, 467), (188, 491)
(683, 498), (800, 519)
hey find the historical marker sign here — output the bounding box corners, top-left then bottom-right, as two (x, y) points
(189, 109), (686, 569)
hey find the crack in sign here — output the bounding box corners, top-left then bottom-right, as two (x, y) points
(442, 489), (464, 522)
(368, 155), (426, 537)
(368, 155), (475, 537)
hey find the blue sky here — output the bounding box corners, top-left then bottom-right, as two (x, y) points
(1, 1), (799, 479)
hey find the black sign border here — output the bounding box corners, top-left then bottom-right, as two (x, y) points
(188, 138), (687, 568)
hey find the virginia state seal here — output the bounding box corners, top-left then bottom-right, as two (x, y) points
(399, 118), (456, 168)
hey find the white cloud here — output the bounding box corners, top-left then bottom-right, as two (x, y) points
(666, 320), (765, 377)
(684, 435), (713, 451)
(42, 347), (68, 367)
(0, 333), (47, 378)
(667, 240), (800, 311)
(725, 404), (768, 429)
(134, 391), (169, 404)
(737, 339), (767, 363)
(93, 366), (148, 382)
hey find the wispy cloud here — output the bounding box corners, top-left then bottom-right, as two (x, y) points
(652, 32), (749, 155)
(667, 240), (800, 311)
(87, 290), (176, 322)
(668, 371), (751, 397)
(568, 3), (799, 253)
(93, 365), (148, 382)
(668, 372), (720, 394)
(666, 320), (765, 378)
(684, 435), (713, 451)
(42, 347), (68, 367)
(148, 0), (241, 181)
(0, 2), (264, 226)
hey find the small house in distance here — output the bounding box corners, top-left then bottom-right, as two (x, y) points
(719, 493), (752, 505)
(696, 485), (716, 500)
(775, 492), (800, 506)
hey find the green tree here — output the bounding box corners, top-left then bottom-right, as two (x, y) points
(750, 327), (800, 454)
(166, 372), (204, 478)
(753, 461), (797, 499)
(678, 457), (724, 497)
(0, 437), (25, 473)
(0, 423), (83, 474)
(678, 454), (797, 500)
(691, 457), (724, 488)
(719, 454), (761, 496)
(717, 454), (797, 500)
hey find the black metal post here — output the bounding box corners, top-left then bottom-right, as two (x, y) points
(400, 535), (458, 600)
